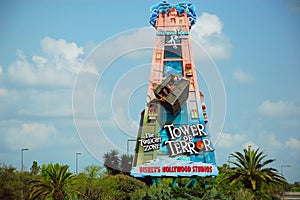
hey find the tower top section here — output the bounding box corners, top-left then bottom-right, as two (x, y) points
(150, 1), (196, 28)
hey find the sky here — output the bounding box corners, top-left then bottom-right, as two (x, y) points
(0, 0), (299, 183)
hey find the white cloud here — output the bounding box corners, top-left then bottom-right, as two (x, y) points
(32, 55), (48, 68)
(285, 137), (300, 149)
(87, 27), (155, 66)
(41, 37), (82, 59)
(257, 100), (300, 117)
(191, 12), (232, 59)
(16, 49), (26, 60)
(259, 132), (284, 149)
(217, 132), (246, 148)
(18, 91), (72, 117)
(4, 37), (89, 88)
(113, 107), (139, 137)
(233, 69), (255, 84)
(0, 89), (73, 118)
(194, 13), (223, 37)
(80, 63), (99, 75)
(0, 65), (3, 74)
(7, 59), (73, 88)
(249, 129), (300, 151)
(3, 122), (57, 150)
(40, 37), (83, 72)
(74, 117), (132, 161)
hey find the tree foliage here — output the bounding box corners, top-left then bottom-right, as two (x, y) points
(99, 174), (146, 200)
(74, 165), (104, 200)
(103, 150), (133, 175)
(30, 163), (78, 200)
(120, 154), (133, 175)
(104, 150), (121, 175)
(221, 147), (286, 191)
(291, 183), (300, 192)
(0, 164), (22, 200)
(30, 161), (40, 176)
(0, 147), (295, 200)
(82, 165), (103, 179)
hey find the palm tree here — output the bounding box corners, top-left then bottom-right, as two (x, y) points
(104, 149), (120, 175)
(83, 165), (103, 179)
(29, 163), (78, 200)
(76, 165), (104, 200)
(120, 154), (133, 174)
(221, 147), (286, 191)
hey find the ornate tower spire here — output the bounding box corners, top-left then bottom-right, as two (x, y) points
(131, 1), (218, 181)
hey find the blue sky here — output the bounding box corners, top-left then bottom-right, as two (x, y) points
(0, 0), (299, 183)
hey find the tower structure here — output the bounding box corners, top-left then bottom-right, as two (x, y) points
(131, 1), (218, 184)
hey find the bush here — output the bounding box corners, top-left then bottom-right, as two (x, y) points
(100, 174), (146, 200)
(201, 187), (232, 200)
(235, 188), (255, 200)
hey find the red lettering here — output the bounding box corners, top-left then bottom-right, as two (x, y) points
(162, 166), (192, 173)
(139, 166), (160, 173)
(192, 165), (212, 173)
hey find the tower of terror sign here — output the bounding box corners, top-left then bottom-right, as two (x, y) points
(131, 1), (218, 178)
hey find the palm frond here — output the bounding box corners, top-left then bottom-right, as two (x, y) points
(220, 148), (286, 191)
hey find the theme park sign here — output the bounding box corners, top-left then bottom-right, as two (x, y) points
(156, 30), (189, 36)
(139, 133), (161, 152)
(131, 123), (218, 178)
(131, 157), (218, 177)
(131, 1), (218, 179)
(138, 123), (214, 157)
(164, 124), (214, 156)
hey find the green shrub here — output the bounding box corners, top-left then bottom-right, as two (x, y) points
(99, 174), (146, 200)
(201, 187), (231, 200)
(235, 188), (255, 200)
